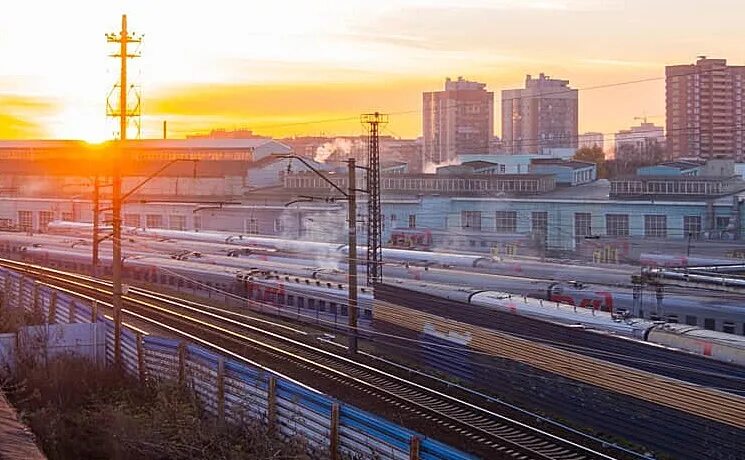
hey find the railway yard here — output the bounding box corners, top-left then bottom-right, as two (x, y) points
(1, 226), (744, 459)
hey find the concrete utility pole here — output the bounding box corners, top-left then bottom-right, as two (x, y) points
(92, 175), (100, 274)
(276, 154), (361, 354)
(106, 14), (141, 368)
(347, 158), (359, 354)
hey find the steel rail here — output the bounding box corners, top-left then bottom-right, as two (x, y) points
(0, 258), (617, 460)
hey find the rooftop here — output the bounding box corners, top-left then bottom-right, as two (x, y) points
(656, 161), (703, 170)
(530, 159), (595, 170)
(461, 160), (500, 169)
(615, 174), (741, 182)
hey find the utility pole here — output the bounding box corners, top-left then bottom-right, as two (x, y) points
(361, 112), (388, 285)
(275, 153), (361, 354)
(106, 14), (141, 368)
(347, 158), (359, 354)
(92, 175), (100, 275)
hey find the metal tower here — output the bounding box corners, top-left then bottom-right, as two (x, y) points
(361, 112), (388, 285)
(106, 16), (142, 140)
(105, 14), (142, 368)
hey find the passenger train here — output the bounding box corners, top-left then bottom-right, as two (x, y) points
(3, 241), (743, 367)
(4, 228), (745, 336)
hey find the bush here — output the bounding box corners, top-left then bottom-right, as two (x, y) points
(6, 356), (319, 460)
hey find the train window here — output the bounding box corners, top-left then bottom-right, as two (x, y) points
(723, 322), (735, 334)
(297, 297), (305, 309)
(287, 295), (295, 307)
(666, 315), (678, 324)
(329, 302), (337, 314)
(363, 309), (372, 319)
(307, 298), (315, 310)
(318, 300), (327, 312)
(469, 240), (476, 247)
(703, 318), (716, 330)
(169, 276), (176, 286)
(277, 294), (285, 305)
(685, 315), (697, 326)
(178, 278), (184, 287)
(341, 305), (348, 316)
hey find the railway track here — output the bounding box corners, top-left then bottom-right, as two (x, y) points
(0, 258), (625, 460)
(375, 301), (745, 431)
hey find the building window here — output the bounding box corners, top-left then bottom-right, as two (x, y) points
(193, 215), (202, 231)
(495, 211), (517, 233)
(703, 318), (716, 331)
(124, 214), (141, 228)
(146, 214), (164, 229)
(274, 218), (284, 233)
(575, 212), (592, 240)
(644, 215), (667, 238)
(499, 164), (506, 174)
(18, 211), (32, 232)
(606, 214), (629, 237)
(683, 216), (702, 238)
(531, 211), (548, 238)
(61, 212), (74, 222)
(170, 215), (186, 231)
(716, 216), (731, 230)
(685, 315), (697, 326)
(36, 211), (54, 231)
(246, 218), (259, 234)
(461, 211), (482, 231)
(408, 214), (416, 229)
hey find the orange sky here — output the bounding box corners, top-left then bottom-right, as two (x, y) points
(2, 1), (744, 142)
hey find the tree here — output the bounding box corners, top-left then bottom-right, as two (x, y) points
(573, 146), (608, 178)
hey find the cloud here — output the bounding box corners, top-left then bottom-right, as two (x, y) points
(144, 80), (430, 137)
(0, 94), (59, 138)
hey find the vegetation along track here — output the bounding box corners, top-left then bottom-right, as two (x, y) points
(0, 258), (623, 460)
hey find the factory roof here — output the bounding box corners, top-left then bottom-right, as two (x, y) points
(615, 174), (741, 182)
(530, 158), (596, 170)
(461, 160), (500, 169)
(657, 161), (704, 170)
(0, 138), (283, 150)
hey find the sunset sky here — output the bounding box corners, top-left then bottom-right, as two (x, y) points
(2, 0), (745, 142)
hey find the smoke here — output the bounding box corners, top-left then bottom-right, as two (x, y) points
(314, 138), (353, 163)
(279, 209), (347, 270)
(422, 157), (460, 174)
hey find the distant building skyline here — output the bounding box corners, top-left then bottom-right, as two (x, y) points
(614, 122), (665, 162)
(423, 77), (494, 165)
(579, 132), (604, 151)
(666, 57), (745, 160)
(501, 73), (579, 154)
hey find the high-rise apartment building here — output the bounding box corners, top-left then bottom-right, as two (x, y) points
(502, 73), (578, 154)
(578, 132), (604, 151)
(666, 57), (745, 160)
(423, 77), (494, 165)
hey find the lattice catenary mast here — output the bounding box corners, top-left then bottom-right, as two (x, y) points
(361, 112), (388, 285)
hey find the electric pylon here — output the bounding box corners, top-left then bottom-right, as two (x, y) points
(105, 14), (142, 368)
(361, 112), (388, 285)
